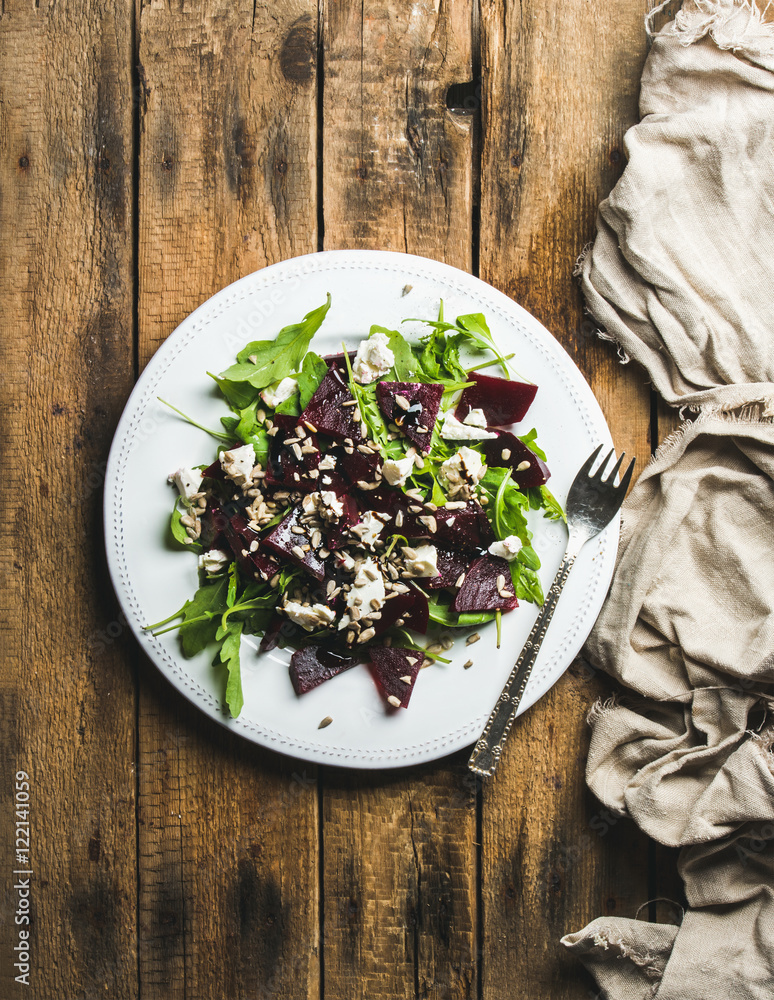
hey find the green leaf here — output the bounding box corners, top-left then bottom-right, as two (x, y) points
(208, 372), (259, 410)
(539, 485), (566, 522)
(226, 561), (239, 608)
(216, 620), (244, 718)
(274, 394), (301, 417)
(512, 563), (544, 605)
(297, 351), (329, 409)
(518, 427), (547, 462)
(220, 294), (332, 388)
(375, 327), (419, 381)
(155, 576), (229, 656)
(170, 500), (203, 553)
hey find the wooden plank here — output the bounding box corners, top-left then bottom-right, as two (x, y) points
(320, 3), (478, 997)
(323, 0), (475, 269)
(478, 1), (654, 997)
(0, 1), (137, 998)
(136, 3), (320, 997)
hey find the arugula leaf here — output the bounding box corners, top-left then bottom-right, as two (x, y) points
(215, 620), (244, 717)
(219, 294), (332, 388)
(170, 500), (203, 554)
(539, 485), (566, 522)
(207, 372), (259, 410)
(375, 327), (419, 381)
(518, 427), (547, 461)
(297, 352), (329, 409)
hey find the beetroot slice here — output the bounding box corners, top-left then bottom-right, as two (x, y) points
(263, 505), (327, 580)
(376, 588), (429, 636)
(300, 366), (363, 442)
(433, 501), (495, 553)
(481, 432), (550, 488)
(289, 646), (359, 695)
(456, 372), (537, 427)
(325, 493), (361, 551)
(337, 445), (382, 489)
(427, 547), (470, 590)
(265, 414), (322, 492)
(368, 647), (422, 709)
(453, 555), (519, 612)
(376, 381), (443, 453)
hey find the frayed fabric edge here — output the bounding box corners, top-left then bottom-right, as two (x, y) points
(646, 0), (774, 58)
(587, 694), (621, 727)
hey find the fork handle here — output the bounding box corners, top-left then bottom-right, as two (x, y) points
(468, 548), (578, 778)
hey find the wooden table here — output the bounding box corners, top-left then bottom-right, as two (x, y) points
(1, 2), (684, 997)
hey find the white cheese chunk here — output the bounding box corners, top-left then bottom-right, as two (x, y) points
(463, 408), (488, 429)
(318, 453), (338, 471)
(169, 466), (203, 500)
(488, 535), (523, 561)
(346, 557), (386, 613)
(439, 446), (485, 485)
(220, 443), (256, 484)
(440, 411), (497, 440)
(284, 601), (336, 632)
(359, 510), (391, 547)
(402, 543), (440, 578)
(382, 452), (416, 487)
(198, 548), (230, 575)
(352, 332), (395, 384)
(260, 376), (298, 409)
(302, 490), (344, 524)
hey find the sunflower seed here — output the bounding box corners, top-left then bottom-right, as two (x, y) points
(501, 448), (511, 461)
(318, 716), (333, 729)
(399, 675), (412, 684)
(394, 394), (410, 410)
(516, 460), (531, 471)
(357, 627), (376, 643)
(466, 633), (481, 645)
(463, 659), (473, 669)
(387, 695), (402, 708)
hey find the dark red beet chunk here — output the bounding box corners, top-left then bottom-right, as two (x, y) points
(202, 457), (226, 481)
(300, 366), (363, 442)
(427, 547), (470, 590)
(375, 588), (429, 636)
(337, 445), (381, 489)
(289, 646), (359, 695)
(453, 555), (519, 612)
(325, 493), (361, 551)
(481, 432), (550, 488)
(433, 501), (495, 553)
(376, 381), (443, 453)
(260, 614), (299, 652)
(217, 506), (280, 581)
(456, 372), (537, 427)
(263, 505), (327, 580)
(368, 647), (422, 709)
(265, 414), (322, 492)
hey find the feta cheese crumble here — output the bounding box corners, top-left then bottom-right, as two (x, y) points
(359, 510), (391, 547)
(440, 411), (497, 440)
(220, 443), (256, 484)
(284, 601), (337, 632)
(302, 490), (344, 524)
(352, 332), (395, 384)
(463, 408), (488, 429)
(318, 453), (338, 471)
(338, 558), (386, 629)
(169, 466), (203, 500)
(439, 446), (485, 485)
(402, 543), (440, 578)
(488, 535), (523, 561)
(198, 548), (230, 575)
(382, 452), (416, 487)
(260, 376), (298, 409)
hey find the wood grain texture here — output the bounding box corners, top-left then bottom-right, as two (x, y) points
(323, 0), (475, 269)
(478, 1), (655, 996)
(0, 1), (137, 997)
(320, 3), (478, 997)
(136, 3), (320, 997)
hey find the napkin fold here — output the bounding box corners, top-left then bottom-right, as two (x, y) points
(562, 2), (774, 997)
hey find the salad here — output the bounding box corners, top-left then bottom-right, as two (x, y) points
(147, 296), (564, 719)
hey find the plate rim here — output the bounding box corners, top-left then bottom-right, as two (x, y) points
(104, 249), (617, 768)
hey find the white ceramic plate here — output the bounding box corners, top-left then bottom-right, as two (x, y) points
(104, 250), (617, 768)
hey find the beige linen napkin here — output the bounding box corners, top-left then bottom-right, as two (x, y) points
(562, 2), (774, 997)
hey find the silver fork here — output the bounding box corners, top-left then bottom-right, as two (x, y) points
(468, 445), (635, 778)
